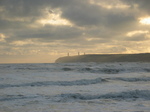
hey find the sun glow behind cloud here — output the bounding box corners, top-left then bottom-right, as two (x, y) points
(1, 0), (150, 63)
(38, 11), (72, 26)
(39, 18), (72, 26)
(139, 17), (150, 25)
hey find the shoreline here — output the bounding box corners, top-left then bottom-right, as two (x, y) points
(55, 53), (150, 63)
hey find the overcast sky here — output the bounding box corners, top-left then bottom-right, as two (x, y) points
(0, 0), (150, 63)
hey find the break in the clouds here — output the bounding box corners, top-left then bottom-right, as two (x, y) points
(0, 0), (150, 63)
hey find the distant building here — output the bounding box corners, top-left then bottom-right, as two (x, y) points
(78, 52), (80, 56)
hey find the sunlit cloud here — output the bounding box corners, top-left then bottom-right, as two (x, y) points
(0, 0), (150, 63)
(10, 40), (35, 46)
(37, 10), (72, 26)
(126, 30), (149, 37)
(0, 33), (6, 42)
(39, 18), (72, 26)
(139, 17), (150, 25)
(99, 4), (129, 9)
(89, 0), (130, 9)
(85, 37), (100, 41)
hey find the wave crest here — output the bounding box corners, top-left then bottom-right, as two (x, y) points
(54, 90), (150, 102)
(0, 78), (107, 89)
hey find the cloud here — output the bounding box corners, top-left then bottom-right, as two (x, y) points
(60, 0), (136, 28)
(0, 33), (6, 42)
(7, 25), (82, 42)
(0, 0), (138, 38)
(0, 0), (150, 63)
(123, 0), (150, 14)
(125, 30), (150, 41)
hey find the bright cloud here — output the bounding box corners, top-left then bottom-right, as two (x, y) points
(0, 33), (6, 42)
(0, 0), (150, 63)
(37, 9), (72, 26)
(11, 40), (35, 46)
(126, 30), (149, 37)
(139, 17), (150, 25)
(89, 0), (130, 9)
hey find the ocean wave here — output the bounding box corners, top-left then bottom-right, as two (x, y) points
(28, 78), (107, 86)
(53, 90), (150, 102)
(108, 77), (150, 82)
(0, 78), (107, 89)
(61, 67), (150, 74)
(1, 76), (150, 89)
(1, 90), (149, 102)
(1, 63), (150, 74)
(0, 95), (38, 101)
(62, 67), (73, 71)
(61, 67), (124, 74)
(98, 68), (124, 74)
(144, 68), (150, 72)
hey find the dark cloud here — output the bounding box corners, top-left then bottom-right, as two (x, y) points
(0, 19), (31, 31)
(126, 34), (150, 41)
(123, 0), (150, 14)
(0, 0), (150, 63)
(12, 25), (82, 41)
(0, 0), (47, 17)
(0, 0), (137, 28)
(60, 0), (136, 28)
(61, 1), (103, 26)
(0, 0), (138, 39)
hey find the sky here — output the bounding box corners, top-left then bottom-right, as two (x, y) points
(0, 0), (150, 63)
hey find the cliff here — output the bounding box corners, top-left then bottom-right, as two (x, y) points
(55, 53), (150, 63)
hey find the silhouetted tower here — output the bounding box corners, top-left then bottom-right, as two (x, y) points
(84, 52), (86, 55)
(67, 53), (69, 56)
(78, 52), (80, 56)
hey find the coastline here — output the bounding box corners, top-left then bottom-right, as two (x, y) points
(55, 53), (150, 63)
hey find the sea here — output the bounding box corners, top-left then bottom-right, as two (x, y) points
(0, 62), (150, 112)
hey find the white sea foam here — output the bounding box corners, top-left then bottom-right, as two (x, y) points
(108, 77), (150, 82)
(0, 62), (150, 112)
(0, 77), (107, 89)
(53, 90), (150, 102)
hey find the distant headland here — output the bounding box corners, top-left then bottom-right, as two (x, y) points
(55, 53), (150, 63)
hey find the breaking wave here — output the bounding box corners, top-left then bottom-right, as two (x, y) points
(61, 67), (150, 74)
(1, 76), (150, 89)
(27, 78), (107, 86)
(53, 90), (150, 102)
(61, 67), (125, 74)
(108, 77), (150, 82)
(1, 90), (149, 102)
(1, 63), (150, 74)
(0, 78), (107, 89)
(0, 95), (38, 101)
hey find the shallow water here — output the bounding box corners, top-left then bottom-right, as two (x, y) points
(0, 62), (150, 112)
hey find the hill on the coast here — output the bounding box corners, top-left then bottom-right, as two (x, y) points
(55, 53), (150, 63)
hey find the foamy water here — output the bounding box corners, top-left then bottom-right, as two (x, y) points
(0, 62), (150, 112)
